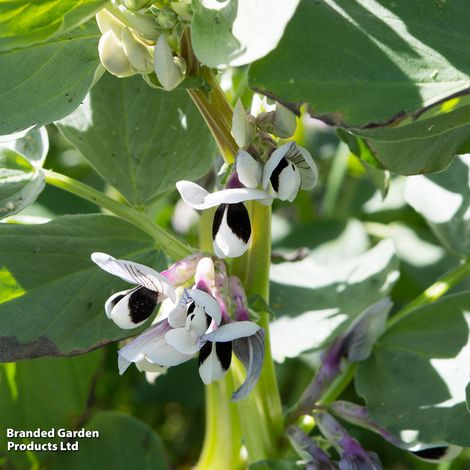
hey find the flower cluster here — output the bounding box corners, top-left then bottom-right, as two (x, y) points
(177, 98), (318, 259)
(92, 252), (264, 400)
(96, 1), (190, 90)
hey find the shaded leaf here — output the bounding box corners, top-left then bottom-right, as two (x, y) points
(0, 22), (101, 135)
(50, 411), (169, 470)
(0, 351), (102, 469)
(56, 73), (215, 206)
(356, 292), (470, 446)
(0, 214), (165, 361)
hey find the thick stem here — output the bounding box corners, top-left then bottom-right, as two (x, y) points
(232, 202), (284, 462)
(43, 169), (192, 260)
(196, 210), (244, 470)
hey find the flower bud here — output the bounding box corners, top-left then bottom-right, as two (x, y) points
(194, 257), (215, 291)
(161, 254), (203, 287)
(236, 150), (262, 188)
(154, 35), (186, 90)
(157, 9), (177, 29)
(96, 9), (124, 36)
(171, 0), (192, 22)
(98, 30), (135, 78)
(121, 28), (154, 73)
(122, 0), (153, 11)
(232, 100), (255, 148)
(257, 104), (297, 138)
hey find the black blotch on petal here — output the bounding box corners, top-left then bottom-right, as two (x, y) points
(212, 204), (226, 240)
(128, 287), (159, 324)
(411, 447), (448, 461)
(198, 342), (212, 366)
(187, 301), (196, 316)
(109, 294), (126, 308)
(216, 341), (232, 371)
(226, 203), (251, 243)
(270, 157), (289, 192)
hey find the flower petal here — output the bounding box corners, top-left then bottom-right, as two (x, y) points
(232, 100), (254, 148)
(176, 180), (211, 210)
(285, 143), (318, 190)
(185, 288), (222, 325)
(213, 203), (251, 259)
(272, 159), (301, 201)
(231, 328), (265, 401)
(106, 286), (159, 329)
(236, 150), (262, 188)
(135, 359), (167, 374)
(165, 327), (200, 354)
(91, 252), (176, 301)
(198, 341), (232, 385)
(262, 144), (289, 191)
(154, 34), (185, 90)
(98, 30), (135, 78)
(202, 321), (260, 343)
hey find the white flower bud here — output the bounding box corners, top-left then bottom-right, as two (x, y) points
(96, 9), (124, 36)
(154, 35), (186, 90)
(257, 104), (297, 138)
(98, 30), (135, 78)
(231, 100), (255, 148)
(236, 151), (262, 188)
(121, 29), (154, 73)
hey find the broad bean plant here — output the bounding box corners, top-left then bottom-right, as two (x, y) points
(1, 1), (470, 469)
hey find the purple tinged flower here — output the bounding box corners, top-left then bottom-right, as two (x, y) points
(314, 411), (383, 470)
(229, 275), (250, 321)
(161, 253), (203, 286)
(286, 425), (336, 469)
(294, 299), (392, 416)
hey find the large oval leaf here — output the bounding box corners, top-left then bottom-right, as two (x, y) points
(0, 214), (165, 361)
(250, 0), (470, 128)
(356, 292), (470, 446)
(0, 22), (100, 135)
(56, 73), (215, 207)
(0, 0), (107, 51)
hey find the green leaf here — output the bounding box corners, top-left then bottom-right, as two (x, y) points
(50, 411), (169, 470)
(404, 155), (470, 256)
(56, 73), (215, 207)
(0, 22), (101, 135)
(250, 0), (470, 128)
(0, 351), (102, 469)
(0, 214), (166, 361)
(191, 0), (299, 67)
(250, 460), (303, 470)
(356, 292), (470, 446)
(0, 0), (107, 51)
(269, 239), (399, 363)
(0, 128), (48, 219)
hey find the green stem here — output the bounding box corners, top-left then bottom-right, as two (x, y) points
(232, 202), (284, 462)
(187, 68), (238, 164)
(43, 169), (193, 260)
(322, 142), (349, 217)
(196, 209), (244, 470)
(311, 259), (470, 408)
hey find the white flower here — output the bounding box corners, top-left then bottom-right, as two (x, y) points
(154, 34), (186, 90)
(176, 180), (271, 259)
(231, 100), (255, 148)
(91, 252), (176, 329)
(236, 150), (262, 188)
(262, 142), (318, 201)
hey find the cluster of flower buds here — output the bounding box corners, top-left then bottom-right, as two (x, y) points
(176, 95), (318, 259)
(91, 252), (264, 400)
(96, 0), (190, 90)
